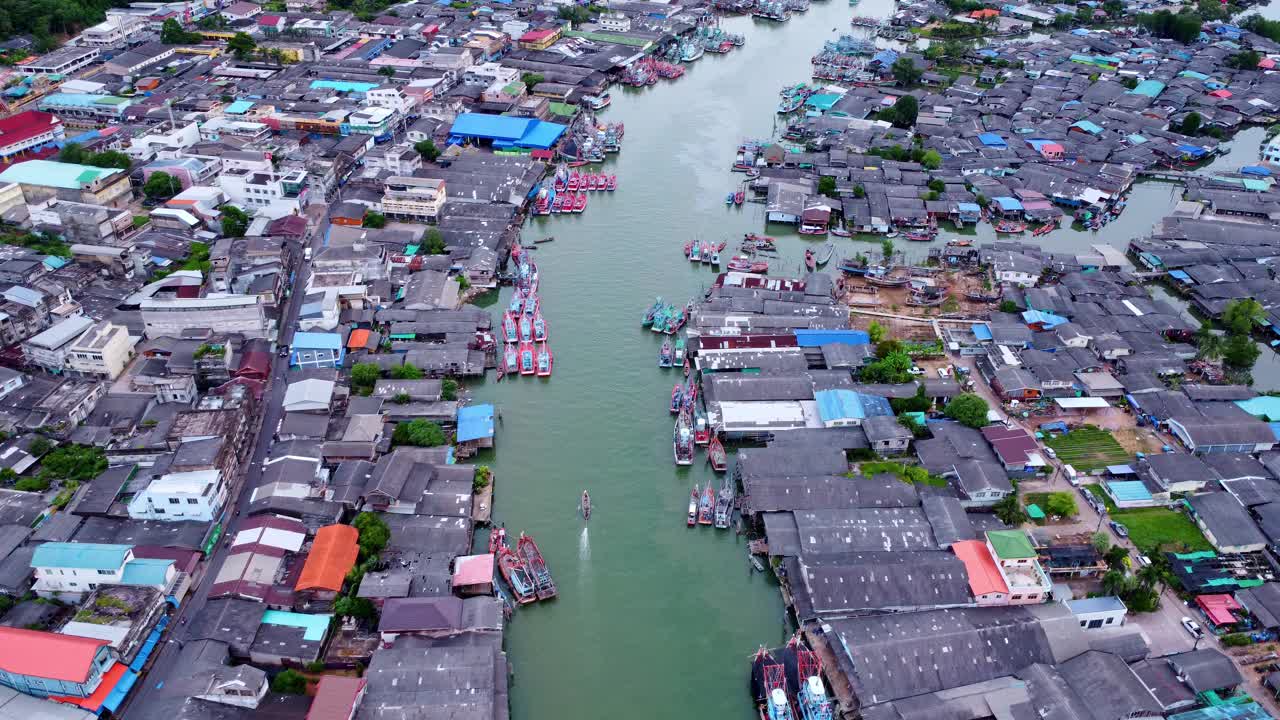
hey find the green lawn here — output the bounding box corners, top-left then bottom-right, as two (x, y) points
(1044, 426), (1131, 472)
(1083, 483), (1118, 513)
(1112, 507), (1212, 554)
(1025, 492), (1078, 518)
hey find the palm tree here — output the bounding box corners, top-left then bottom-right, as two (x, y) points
(1101, 569), (1130, 597)
(1137, 563), (1166, 594)
(1195, 324), (1224, 361)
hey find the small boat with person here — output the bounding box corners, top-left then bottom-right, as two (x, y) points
(580, 491), (591, 520)
(804, 248), (816, 272)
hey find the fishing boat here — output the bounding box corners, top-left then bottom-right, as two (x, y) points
(519, 342), (535, 376)
(687, 485), (699, 526)
(701, 240), (713, 264)
(509, 291), (524, 315)
(606, 175), (617, 191)
(572, 192), (587, 213)
(743, 233), (777, 251)
(714, 473), (734, 528)
(673, 337), (686, 362)
(804, 249), (816, 272)
(567, 172), (580, 192)
(504, 345), (518, 374)
(550, 193), (566, 213)
(536, 343), (553, 377)
(1032, 222), (1054, 236)
(659, 340), (674, 368)
(753, 649), (797, 720)
(734, 191), (745, 205)
(497, 546), (537, 604)
(502, 312), (519, 343)
(727, 256), (769, 273)
(711, 248), (721, 267)
(795, 642), (833, 720)
(670, 384), (684, 414)
(488, 525), (507, 553)
(708, 434), (727, 473)
(580, 491), (591, 520)
(643, 297), (664, 327)
(865, 267), (909, 287)
(533, 313), (548, 342)
(519, 315), (532, 343)
(517, 533), (557, 601)
(698, 483), (715, 525)
(815, 242), (834, 266)
(830, 227), (851, 237)
(994, 220), (1027, 233)
(726, 192), (736, 205)
(673, 411), (695, 465)
(694, 413), (711, 445)
(690, 242), (702, 262)
(904, 228), (934, 242)
(523, 294), (538, 317)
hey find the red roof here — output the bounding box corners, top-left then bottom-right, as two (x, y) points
(952, 540), (1009, 597)
(0, 627), (109, 683)
(51, 663), (128, 711)
(347, 329), (371, 350)
(307, 676), (367, 720)
(519, 28), (556, 42)
(969, 8), (999, 18)
(258, 14), (283, 24)
(1208, 89), (1232, 98)
(296, 524), (359, 593)
(1196, 594), (1241, 626)
(1259, 57), (1276, 69)
(0, 111), (61, 154)
(981, 425), (1040, 466)
(451, 553), (495, 587)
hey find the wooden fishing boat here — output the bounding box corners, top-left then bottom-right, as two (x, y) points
(519, 342), (535, 376)
(643, 297), (663, 327)
(734, 191), (745, 205)
(1032, 222), (1054, 236)
(536, 343), (553, 377)
(567, 172), (580, 192)
(904, 229), (934, 242)
(502, 312), (518, 343)
(673, 411), (695, 465)
(671, 384), (684, 414)
(497, 546), (537, 604)
(714, 473), (734, 529)
(701, 240), (713, 264)
(994, 220), (1026, 233)
(804, 249), (816, 272)
(687, 485), (699, 526)
(815, 241), (835, 266)
(830, 227), (851, 237)
(711, 248), (721, 267)
(727, 256), (768, 273)
(488, 525), (507, 554)
(550, 194), (566, 213)
(698, 483), (715, 525)
(572, 192), (587, 213)
(694, 413), (711, 445)
(690, 242), (702, 262)
(517, 533), (556, 601)
(519, 315), (532, 343)
(606, 175), (617, 191)
(674, 337), (686, 362)
(708, 434), (727, 473)
(580, 491), (591, 520)
(659, 340), (674, 368)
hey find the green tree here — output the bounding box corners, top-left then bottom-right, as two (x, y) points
(392, 392), (411, 404)
(1101, 569), (1129, 596)
(352, 511), (390, 558)
(919, 149), (941, 170)
(377, 66), (397, 77)
(59, 143), (87, 165)
(890, 385), (932, 414)
(392, 419), (446, 447)
(333, 595), (376, 620)
(817, 176), (837, 198)
(867, 320), (886, 344)
(160, 18), (199, 44)
(441, 377), (459, 401)
(927, 178), (946, 193)
(390, 363), (422, 380)
(520, 72), (544, 91)
(220, 204), (249, 237)
(39, 445), (106, 482)
(350, 362), (381, 389)
(1195, 324), (1224, 361)
(943, 393), (989, 428)
(888, 95), (918, 128)
(14, 477), (49, 492)
(1223, 298), (1264, 336)
(1091, 531), (1111, 554)
(993, 493), (1027, 525)
(860, 351), (913, 383)
(1045, 492), (1077, 517)
(422, 227), (447, 255)
(1136, 9), (1201, 42)
(1223, 334), (1261, 370)
(143, 171), (180, 199)
(87, 150), (131, 170)
(28, 436), (51, 457)
(473, 465), (491, 491)
(1245, 15), (1280, 42)
(271, 669), (307, 694)
(557, 4), (591, 23)
(363, 211), (386, 229)
(414, 139), (441, 162)
(998, 300), (1018, 313)
(1178, 111), (1202, 136)
(891, 57), (922, 87)
(1104, 544), (1130, 571)
(881, 238), (895, 262)
(1227, 50), (1262, 70)
(852, 184), (866, 198)
(227, 31), (256, 60)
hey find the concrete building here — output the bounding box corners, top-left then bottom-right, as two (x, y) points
(37, 94), (136, 123)
(78, 14), (147, 45)
(30, 543), (175, 600)
(21, 314), (93, 374)
(0, 111), (64, 162)
(218, 166), (309, 218)
(0, 627), (117, 700)
(382, 177), (446, 222)
(128, 469), (228, 522)
(0, 160), (131, 208)
(1064, 596), (1127, 630)
(140, 295), (270, 338)
(985, 530), (1051, 604)
(16, 47), (100, 76)
(51, 201), (135, 246)
(64, 321), (136, 380)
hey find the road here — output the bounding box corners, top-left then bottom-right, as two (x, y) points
(121, 215), (323, 713)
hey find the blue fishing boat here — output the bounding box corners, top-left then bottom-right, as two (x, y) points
(643, 297), (664, 327)
(690, 243), (701, 262)
(659, 340), (674, 368)
(726, 193), (735, 204)
(670, 384), (683, 413)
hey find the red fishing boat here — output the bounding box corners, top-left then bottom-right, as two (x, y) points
(586, 174), (598, 191)
(488, 525), (507, 553)
(994, 220), (1027, 233)
(497, 546), (537, 604)
(516, 533), (557, 601)
(519, 341), (535, 376)
(536, 342), (553, 377)
(687, 484), (699, 526)
(567, 172), (580, 191)
(708, 435), (727, 472)
(606, 175), (617, 191)
(1032, 222), (1054, 236)
(698, 483), (715, 525)
(734, 191), (745, 205)
(727, 256), (769, 273)
(550, 194), (566, 213)
(572, 192), (588, 213)
(694, 414), (711, 445)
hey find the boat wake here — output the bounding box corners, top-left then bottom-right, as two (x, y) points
(579, 527), (590, 564)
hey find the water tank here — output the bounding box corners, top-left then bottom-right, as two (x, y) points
(771, 689), (788, 707)
(807, 676), (825, 697)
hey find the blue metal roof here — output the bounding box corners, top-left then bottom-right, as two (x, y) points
(224, 100), (254, 114)
(978, 132), (1007, 148)
(1106, 480), (1151, 502)
(1242, 165), (1271, 176)
(815, 390), (891, 422)
(32, 542), (131, 570)
(121, 558), (173, 585)
(1021, 309), (1068, 328)
(262, 609), (331, 641)
(794, 329), (870, 347)
(1169, 269), (1191, 282)
(1071, 120), (1103, 135)
(292, 331), (342, 350)
(1129, 79), (1165, 98)
(456, 403), (495, 442)
(449, 113), (566, 149)
(994, 196), (1023, 211)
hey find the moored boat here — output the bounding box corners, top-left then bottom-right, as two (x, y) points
(734, 191), (745, 205)
(674, 337), (686, 362)
(572, 192), (587, 213)
(533, 313), (548, 342)
(497, 546), (537, 604)
(698, 483), (715, 525)
(671, 384), (684, 414)
(504, 345), (518, 374)
(659, 340), (674, 368)
(694, 413), (711, 445)
(714, 472), (734, 528)
(795, 646), (833, 720)
(727, 256), (769, 273)
(815, 241), (834, 266)
(519, 315), (532, 343)
(726, 192), (736, 205)
(690, 242), (702, 262)
(606, 175), (617, 191)
(519, 342), (535, 376)
(488, 525), (507, 553)
(830, 227), (851, 237)
(643, 297), (664, 327)
(517, 533), (556, 600)
(502, 312), (518, 343)
(673, 411), (695, 465)
(536, 343), (553, 377)
(804, 249), (816, 272)
(687, 485), (699, 526)
(709, 434), (727, 473)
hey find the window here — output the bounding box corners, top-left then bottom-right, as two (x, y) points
(1105, 617), (1114, 624)
(69, 582), (77, 587)
(1011, 594), (1022, 600)
(187, 498), (199, 504)
(168, 498), (180, 504)
(97, 569), (113, 575)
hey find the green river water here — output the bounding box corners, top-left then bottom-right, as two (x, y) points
(463, 2), (1280, 716)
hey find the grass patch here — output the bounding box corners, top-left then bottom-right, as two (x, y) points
(1025, 491), (1078, 518)
(132, 215), (149, 229)
(1083, 483), (1118, 513)
(1045, 426), (1131, 472)
(1111, 506), (1211, 554)
(853, 461), (949, 488)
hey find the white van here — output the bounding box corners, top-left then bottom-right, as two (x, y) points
(303, 247), (312, 262)
(1063, 464), (1078, 486)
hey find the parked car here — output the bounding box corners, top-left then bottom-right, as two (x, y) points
(1181, 617), (1203, 637)
(1110, 521), (1129, 538)
(1137, 555), (1152, 567)
(1063, 464), (1079, 486)
(1044, 447), (1057, 459)
(908, 367), (925, 376)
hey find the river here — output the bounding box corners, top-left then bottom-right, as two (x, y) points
(465, 3), (1278, 717)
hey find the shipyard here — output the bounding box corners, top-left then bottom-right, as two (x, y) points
(0, 0), (1280, 715)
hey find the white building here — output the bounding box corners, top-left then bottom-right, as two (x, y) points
(127, 122), (202, 161)
(128, 469), (228, 522)
(22, 314), (93, 374)
(382, 176), (446, 222)
(78, 14), (147, 45)
(282, 378), (335, 413)
(141, 294), (270, 338)
(1064, 596), (1127, 630)
(30, 543), (176, 599)
(1263, 136), (1280, 165)
(17, 47), (100, 76)
(597, 13), (631, 32)
(366, 86), (417, 115)
(462, 62), (518, 87)
(219, 166), (308, 218)
(64, 321), (136, 380)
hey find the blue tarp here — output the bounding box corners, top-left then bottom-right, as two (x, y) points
(130, 615), (169, 672)
(1071, 120), (1103, 135)
(457, 403), (495, 442)
(1169, 269), (1192, 282)
(794, 329), (870, 347)
(1021, 309), (1068, 328)
(815, 390), (891, 423)
(978, 132), (1007, 148)
(1242, 165), (1271, 176)
(972, 324), (993, 341)
(1177, 144), (1208, 158)
(102, 669), (138, 714)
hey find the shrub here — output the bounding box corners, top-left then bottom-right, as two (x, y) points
(271, 669), (307, 694)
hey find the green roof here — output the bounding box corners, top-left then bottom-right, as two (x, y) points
(1026, 503), (1046, 519)
(987, 530), (1036, 559)
(0, 160), (119, 190)
(261, 609), (332, 641)
(32, 542), (131, 570)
